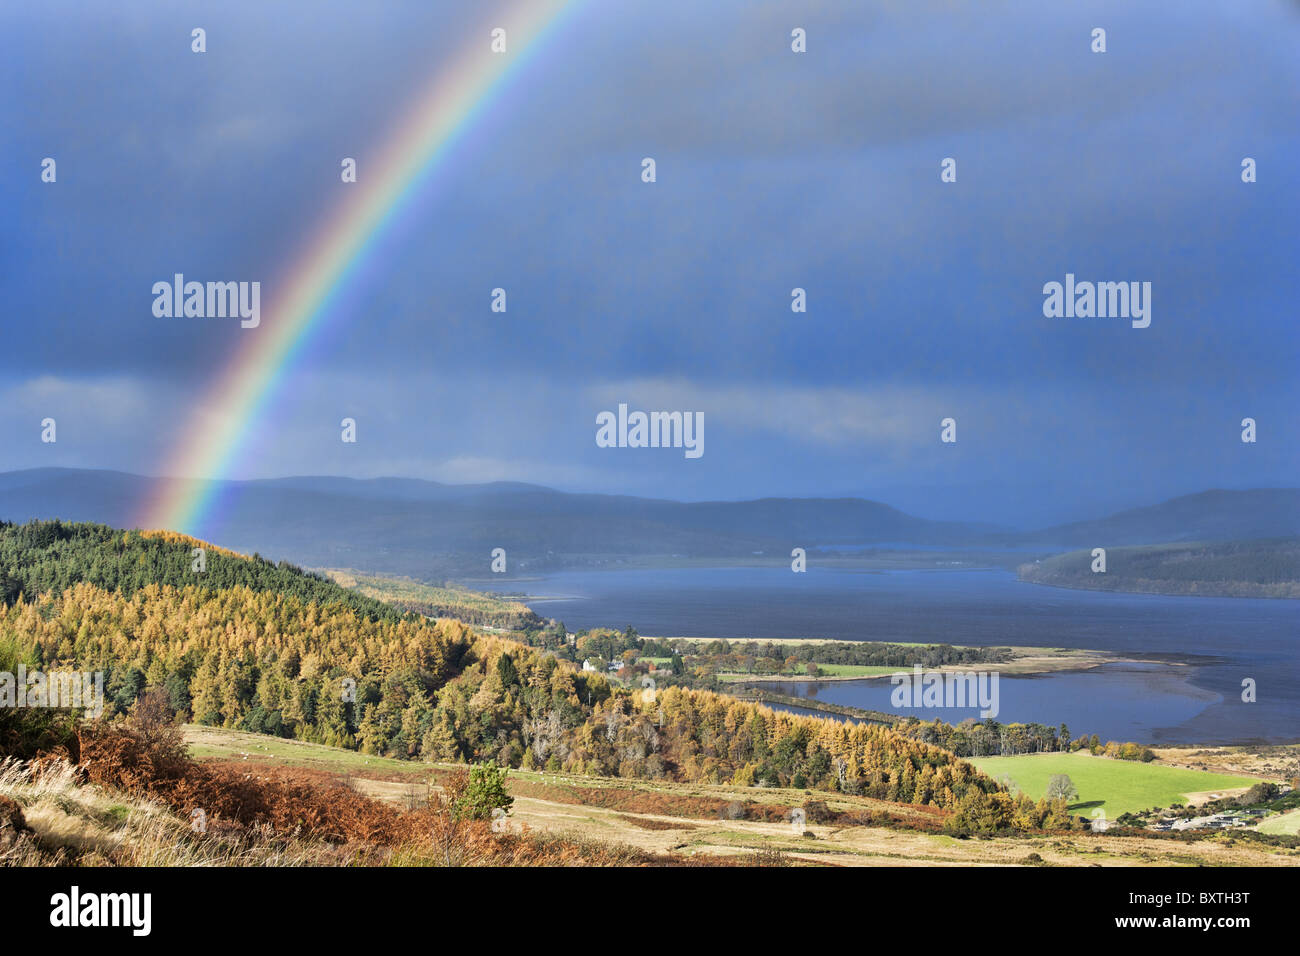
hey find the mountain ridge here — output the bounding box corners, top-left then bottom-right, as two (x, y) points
(1, 468), (1295, 579)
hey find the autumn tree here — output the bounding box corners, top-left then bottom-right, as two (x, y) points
(1045, 773), (1079, 803)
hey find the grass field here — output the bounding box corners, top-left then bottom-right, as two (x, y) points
(1256, 808), (1300, 836)
(180, 726), (1300, 866)
(709, 647), (1128, 684)
(809, 663), (901, 677)
(715, 664), (900, 682)
(969, 753), (1263, 818)
(185, 725), (428, 778)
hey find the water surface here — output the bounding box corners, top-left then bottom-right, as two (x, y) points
(478, 566), (1299, 744)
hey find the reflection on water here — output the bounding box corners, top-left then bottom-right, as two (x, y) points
(477, 566), (1300, 744)
(755, 662), (1220, 744)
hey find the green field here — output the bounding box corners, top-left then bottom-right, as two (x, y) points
(808, 663), (899, 677)
(969, 753), (1262, 818)
(1256, 808), (1300, 835)
(716, 664), (899, 683)
(184, 724), (428, 778)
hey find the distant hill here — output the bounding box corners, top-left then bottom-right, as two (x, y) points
(1017, 538), (1300, 598)
(0, 468), (993, 577)
(0, 519), (401, 622)
(1027, 489), (1300, 549)
(1, 468), (1296, 580)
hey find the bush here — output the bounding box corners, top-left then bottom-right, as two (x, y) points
(452, 763), (513, 821)
(720, 800), (747, 821)
(0, 793), (31, 852)
(0, 636), (79, 761)
(1238, 782), (1281, 806)
(802, 800), (834, 823)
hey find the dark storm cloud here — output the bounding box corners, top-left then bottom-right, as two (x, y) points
(1, 0), (1295, 523)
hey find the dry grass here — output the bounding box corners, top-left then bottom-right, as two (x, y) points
(0, 753), (687, 868)
(2, 712), (736, 867)
(1153, 744), (1300, 784)
(0, 757), (356, 866)
(172, 726), (1300, 868)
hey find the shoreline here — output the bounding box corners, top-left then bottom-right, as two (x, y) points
(733, 688), (1300, 752)
(1016, 574), (1300, 601)
(723, 648), (1183, 685)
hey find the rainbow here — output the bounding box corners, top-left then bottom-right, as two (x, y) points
(139, 0), (580, 536)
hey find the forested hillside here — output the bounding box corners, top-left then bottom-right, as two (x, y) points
(0, 520), (1073, 832)
(0, 521), (400, 621)
(1017, 538), (1300, 598)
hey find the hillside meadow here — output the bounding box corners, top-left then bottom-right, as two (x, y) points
(969, 753), (1260, 817)
(184, 726), (1300, 867)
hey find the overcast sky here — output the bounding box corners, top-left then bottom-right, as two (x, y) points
(2, 0), (1297, 527)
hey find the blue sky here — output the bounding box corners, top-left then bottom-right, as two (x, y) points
(1, 0), (1297, 527)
